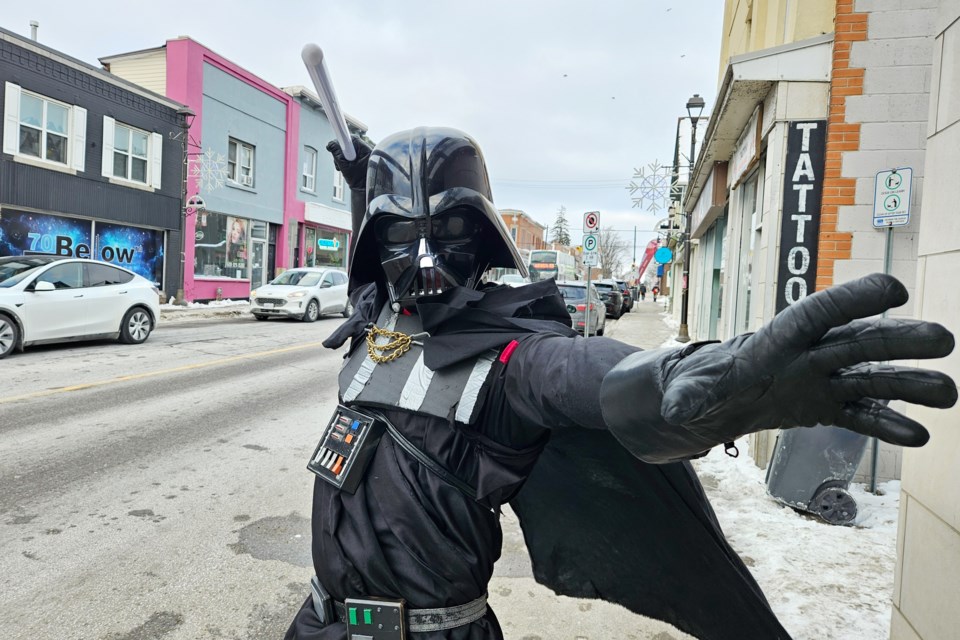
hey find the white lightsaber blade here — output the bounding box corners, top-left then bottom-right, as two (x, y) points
(301, 43), (356, 161)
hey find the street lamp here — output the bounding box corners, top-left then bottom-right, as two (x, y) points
(676, 93), (705, 343)
(174, 107), (196, 305)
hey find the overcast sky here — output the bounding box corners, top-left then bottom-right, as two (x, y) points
(5, 0), (724, 257)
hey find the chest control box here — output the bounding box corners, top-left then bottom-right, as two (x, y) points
(307, 405), (384, 494)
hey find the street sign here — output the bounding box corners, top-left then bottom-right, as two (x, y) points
(873, 168), (912, 228)
(583, 234), (599, 253)
(583, 211), (600, 232)
(654, 247), (673, 264)
(583, 252), (599, 266)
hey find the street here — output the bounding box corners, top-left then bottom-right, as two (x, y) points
(1, 309), (692, 640)
(0, 314), (344, 639)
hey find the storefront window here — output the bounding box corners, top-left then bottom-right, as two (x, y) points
(195, 211), (250, 279)
(314, 228), (348, 268)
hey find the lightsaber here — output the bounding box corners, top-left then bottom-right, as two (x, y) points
(301, 43), (356, 161)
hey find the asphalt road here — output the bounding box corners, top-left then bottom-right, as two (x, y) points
(0, 313), (344, 639)
(0, 308), (688, 639)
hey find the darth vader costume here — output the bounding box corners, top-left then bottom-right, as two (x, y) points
(285, 127), (956, 640)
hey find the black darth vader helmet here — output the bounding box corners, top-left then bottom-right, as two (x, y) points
(348, 127), (527, 307)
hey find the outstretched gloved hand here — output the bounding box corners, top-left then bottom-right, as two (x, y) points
(326, 135), (373, 191)
(601, 273), (957, 463)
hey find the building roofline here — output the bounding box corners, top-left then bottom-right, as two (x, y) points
(281, 85), (368, 134)
(0, 26), (184, 111)
(684, 33), (834, 213)
(98, 44), (167, 64)
(499, 208), (548, 230)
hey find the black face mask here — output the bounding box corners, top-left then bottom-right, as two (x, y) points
(374, 209), (486, 306)
(345, 127), (528, 308)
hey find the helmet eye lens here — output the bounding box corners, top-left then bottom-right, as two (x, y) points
(432, 212), (474, 241)
(375, 217), (418, 244)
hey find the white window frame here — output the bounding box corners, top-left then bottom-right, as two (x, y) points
(302, 145), (317, 192)
(228, 138), (255, 188)
(113, 123), (149, 183)
(3, 82), (86, 172)
(332, 169), (345, 201)
(101, 116), (162, 189)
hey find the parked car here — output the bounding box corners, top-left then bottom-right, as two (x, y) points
(496, 273), (530, 287)
(556, 280), (605, 336)
(593, 280), (624, 319)
(249, 267), (350, 322)
(615, 279), (633, 314)
(0, 255), (160, 359)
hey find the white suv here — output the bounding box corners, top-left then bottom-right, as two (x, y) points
(0, 256), (161, 359)
(249, 268), (351, 322)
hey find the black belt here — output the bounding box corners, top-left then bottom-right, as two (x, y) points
(311, 576), (488, 633)
(335, 595), (487, 633)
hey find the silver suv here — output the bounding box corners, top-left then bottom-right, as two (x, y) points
(556, 280), (606, 336)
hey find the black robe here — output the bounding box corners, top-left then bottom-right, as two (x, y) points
(285, 281), (790, 640)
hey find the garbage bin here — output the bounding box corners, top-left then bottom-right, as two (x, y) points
(765, 425), (869, 525)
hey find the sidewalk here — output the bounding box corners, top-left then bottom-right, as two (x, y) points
(602, 296), (681, 350)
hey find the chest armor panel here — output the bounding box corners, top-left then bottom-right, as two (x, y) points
(338, 304), (497, 425)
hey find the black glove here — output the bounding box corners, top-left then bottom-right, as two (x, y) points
(600, 273), (957, 463)
(326, 135), (373, 192)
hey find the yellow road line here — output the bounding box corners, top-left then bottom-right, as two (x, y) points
(0, 341), (327, 405)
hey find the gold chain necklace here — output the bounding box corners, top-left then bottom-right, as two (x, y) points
(366, 324), (414, 363)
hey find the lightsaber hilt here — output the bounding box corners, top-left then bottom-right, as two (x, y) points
(301, 43), (356, 161)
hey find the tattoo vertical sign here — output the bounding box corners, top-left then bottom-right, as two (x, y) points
(776, 121), (826, 313)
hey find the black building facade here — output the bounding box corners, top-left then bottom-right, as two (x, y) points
(1, 27), (184, 298)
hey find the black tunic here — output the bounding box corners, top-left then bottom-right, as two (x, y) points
(285, 282), (791, 640)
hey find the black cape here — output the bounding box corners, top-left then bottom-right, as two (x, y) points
(324, 281), (790, 640)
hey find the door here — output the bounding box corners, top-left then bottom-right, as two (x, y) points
(317, 271), (337, 311)
(83, 263), (137, 334)
(251, 239), (266, 289)
(20, 262), (93, 342)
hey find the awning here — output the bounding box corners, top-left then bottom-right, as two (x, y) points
(684, 33), (834, 214)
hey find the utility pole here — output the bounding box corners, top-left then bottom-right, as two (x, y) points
(174, 107), (195, 305)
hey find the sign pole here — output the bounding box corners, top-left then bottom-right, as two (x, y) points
(867, 166), (910, 495)
(868, 222), (895, 494)
(584, 265), (592, 337)
(581, 211), (601, 337)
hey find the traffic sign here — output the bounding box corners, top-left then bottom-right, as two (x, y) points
(583, 234), (599, 253)
(583, 252), (599, 266)
(873, 168), (912, 228)
(583, 211), (600, 232)
(654, 247), (673, 264)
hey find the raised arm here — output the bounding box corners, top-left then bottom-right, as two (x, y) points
(600, 273), (956, 463)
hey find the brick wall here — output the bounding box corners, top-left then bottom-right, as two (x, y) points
(817, 0), (865, 290)
(820, 0), (935, 302)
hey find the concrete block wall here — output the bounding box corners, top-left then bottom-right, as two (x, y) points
(892, 4), (960, 637)
(818, 0), (939, 484)
(832, 1), (937, 314)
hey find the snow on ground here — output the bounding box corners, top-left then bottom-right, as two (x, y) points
(651, 306), (898, 638)
(160, 298), (250, 310)
(158, 299), (251, 322)
(694, 435), (899, 640)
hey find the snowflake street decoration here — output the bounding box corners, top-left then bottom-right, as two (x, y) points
(626, 160), (675, 212)
(190, 149), (229, 192)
